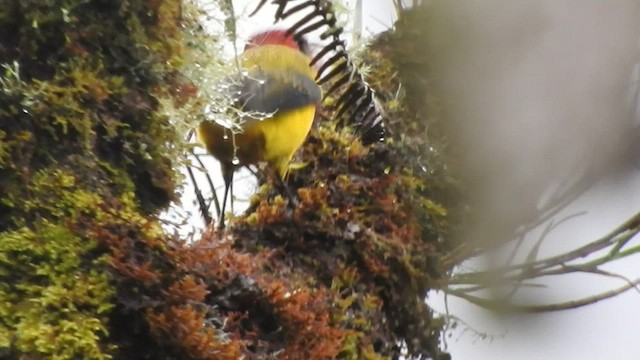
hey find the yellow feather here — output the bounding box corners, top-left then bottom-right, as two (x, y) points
(242, 44), (317, 80)
(258, 104), (317, 179)
(197, 42), (319, 225)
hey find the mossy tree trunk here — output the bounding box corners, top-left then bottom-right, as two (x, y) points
(0, 0), (184, 358)
(0, 1), (454, 359)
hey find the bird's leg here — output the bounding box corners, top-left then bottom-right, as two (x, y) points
(272, 174), (298, 224)
(219, 183), (230, 230)
(218, 163), (235, 230)
(230, 177), (234, 214)
(274, 174), (299, 208)
(273, 161), (299, 208)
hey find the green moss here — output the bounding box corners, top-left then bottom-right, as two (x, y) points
(339, 333), (389, 360)
(0, 222), (113, 359)
(0, 0), (184, 225)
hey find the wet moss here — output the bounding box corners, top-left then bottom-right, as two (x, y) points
(0, 0), (183, 358)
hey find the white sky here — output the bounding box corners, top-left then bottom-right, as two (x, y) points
(179, 1), (640, 359)
(428, 169), (640, 360)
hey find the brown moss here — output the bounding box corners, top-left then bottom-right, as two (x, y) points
(218, 121), (448, 359)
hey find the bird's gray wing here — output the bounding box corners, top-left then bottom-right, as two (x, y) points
(234, 68), (321, 114)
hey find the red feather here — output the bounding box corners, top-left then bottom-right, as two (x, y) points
(245, 30), (300, 51)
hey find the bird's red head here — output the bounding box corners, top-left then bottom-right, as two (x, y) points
(245, 30), (308, 54)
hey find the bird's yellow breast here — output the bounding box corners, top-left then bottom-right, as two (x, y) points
(197, 43), (319, 180)
(255, 104), (316, 178)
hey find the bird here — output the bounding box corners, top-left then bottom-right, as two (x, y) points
(197, 29), (322, 228)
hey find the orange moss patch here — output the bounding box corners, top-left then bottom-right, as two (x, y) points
(148, 306), (243, 360)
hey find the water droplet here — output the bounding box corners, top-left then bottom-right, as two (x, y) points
(222, 134), (228, 140)
(22, 108), (29, 114)
(258, 79), (265, 85)
(231, 157), (240, 165)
